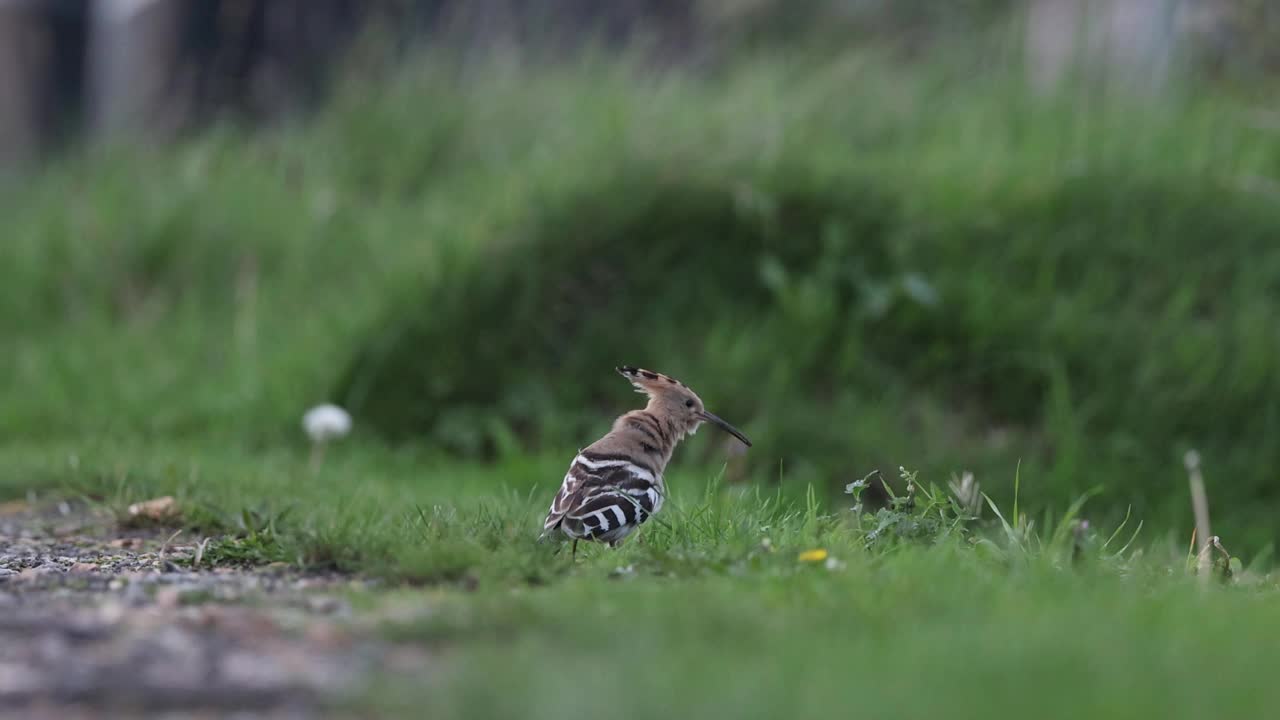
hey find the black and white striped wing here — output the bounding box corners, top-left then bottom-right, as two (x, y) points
(543, 468), (583, 532)
(544, 453), (664, 543)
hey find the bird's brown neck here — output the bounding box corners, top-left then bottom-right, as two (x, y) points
(603, 408), (684, 474)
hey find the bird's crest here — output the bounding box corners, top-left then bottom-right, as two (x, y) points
(616, 366), (688, 397)
(616, 365), (750, 447)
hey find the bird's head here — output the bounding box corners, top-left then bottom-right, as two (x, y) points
(616, 366), (751, 447)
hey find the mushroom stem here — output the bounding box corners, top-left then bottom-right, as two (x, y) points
(309, 441), (326, 472)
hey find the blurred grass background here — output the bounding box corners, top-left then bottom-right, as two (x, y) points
(4, 0), (1280, 549)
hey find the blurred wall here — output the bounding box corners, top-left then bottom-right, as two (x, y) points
(0, 0), (698, 171)
(0, 0), (364, 169)
(1028, 0), (1178, 93)
(0, 0), (1269, 172)
(0, 0), (85, 167)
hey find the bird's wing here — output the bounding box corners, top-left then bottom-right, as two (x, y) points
(543, 468), (585, 531)
(543, 452), (662, 533)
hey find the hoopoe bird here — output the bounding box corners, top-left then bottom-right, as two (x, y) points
(542, 366), (752, 558)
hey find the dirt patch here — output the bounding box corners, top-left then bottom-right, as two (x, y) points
(0, 500), (425, 718)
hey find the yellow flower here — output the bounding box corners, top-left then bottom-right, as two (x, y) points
(798, 548), (828, 563)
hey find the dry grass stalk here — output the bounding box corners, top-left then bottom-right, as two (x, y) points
(1184, 450), (1212, 585)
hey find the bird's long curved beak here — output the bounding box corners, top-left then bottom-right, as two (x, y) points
(698, 410), (752, 447)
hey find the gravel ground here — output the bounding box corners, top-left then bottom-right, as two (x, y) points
(0, 499), (424, 719)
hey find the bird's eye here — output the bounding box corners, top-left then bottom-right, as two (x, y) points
(685, 399), (696, 408)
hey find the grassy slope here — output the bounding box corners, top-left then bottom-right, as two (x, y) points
(5, 53), (1280, 540)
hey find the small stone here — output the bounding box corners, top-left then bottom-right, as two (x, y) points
(384, 645), (432, 675)
(156, 587), (182, 610)
(220, 649), (290, 690)
(97, 599), (126, 623)
(305, 622), (349, 648)
(70, 562), (99, 573)
(306, 596), (343, 614)
(123, 580), (149, 607)
(128, 495), (179, 521)
(20, 565), (58, 580)
(0, 662), (43, 694)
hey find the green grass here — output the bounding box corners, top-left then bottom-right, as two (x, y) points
(369, 557), (1280, 720)
(4, 437), (1276, 719)
(372, 564), (1280, 719)
(5, 44), (1280, 718)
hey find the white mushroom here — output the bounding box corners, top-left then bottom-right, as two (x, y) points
(303, 403), (352, 470)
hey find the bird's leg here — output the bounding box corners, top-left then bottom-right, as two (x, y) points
(571, 539), (579, 561)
